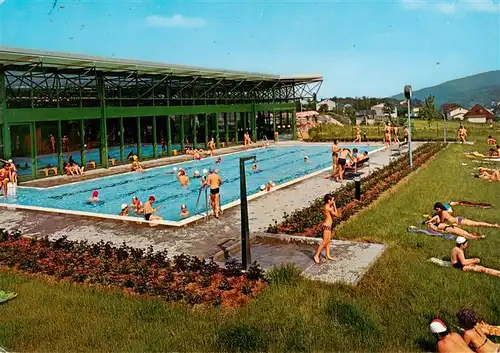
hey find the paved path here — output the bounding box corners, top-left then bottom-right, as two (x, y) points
(0, 142), (421, 285)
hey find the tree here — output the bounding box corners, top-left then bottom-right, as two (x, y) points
(344, 106), (356, 124)
(318, 104), (329, 113)
(419, 95), (442, 127)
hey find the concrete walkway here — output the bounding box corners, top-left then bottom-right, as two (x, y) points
(0, 142), (421, 285)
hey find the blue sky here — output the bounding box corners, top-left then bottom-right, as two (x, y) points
(0, 0), (499, 98)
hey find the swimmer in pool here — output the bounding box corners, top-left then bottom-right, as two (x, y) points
(304, 156), (309, 162)
(179, 204), (190, 218)
(192, 170), (201, 178)
(251, 163), (259, 171)
(216, 157), (222, 164)
(130, 196), (144, 214)
(119, 203), (130, 216)
(88, 190), (100, 203)
(177, 168), (189, 186)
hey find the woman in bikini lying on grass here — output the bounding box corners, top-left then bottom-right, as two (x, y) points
(434, 202), (500, 229)
(425, 215), (485, 240)
(475, 168), (500, 181)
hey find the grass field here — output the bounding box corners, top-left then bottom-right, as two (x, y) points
(308, 119), (500, 142)
(1, 139), (500, 352)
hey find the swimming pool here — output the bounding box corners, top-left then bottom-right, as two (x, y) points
(3, 144), (381, 223)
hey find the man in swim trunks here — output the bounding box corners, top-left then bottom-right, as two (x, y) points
(393, 125), (400, 144)
(451, 237), (500, 277)
(206, 168), (223, 218)
(404, 126), (409, 143)
(434, 202), (500, 228)
(314, 194), (339, 264)
(429, 318), (474, 353)
(143, 196), (162, 221)
(0, 163), (11, 197)
(337, 148), (355, 181)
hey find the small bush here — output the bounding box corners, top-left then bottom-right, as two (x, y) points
(216, 323), (268, 352)
(265, 264), (302, 286)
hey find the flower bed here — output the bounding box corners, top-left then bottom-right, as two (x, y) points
(268, 142), (445, 237)
(0, 230), (266, 308)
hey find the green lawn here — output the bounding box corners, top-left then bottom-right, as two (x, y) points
(1, 141), (500, 352)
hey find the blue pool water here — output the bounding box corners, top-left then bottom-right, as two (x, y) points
(4, 144), (380, 222)
(12, 144), (183, 176)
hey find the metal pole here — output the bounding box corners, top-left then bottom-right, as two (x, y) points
(355, 177), (361, 200)
(444, 113), (447, 143)
(239, 155), (255, 270)
(407, 99), (412, 168)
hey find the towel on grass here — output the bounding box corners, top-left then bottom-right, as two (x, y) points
(428, 257), (452, 267)
(455, 200), (493, 209)
(407, 226), (456, 240)
(0, 290), (18, 304)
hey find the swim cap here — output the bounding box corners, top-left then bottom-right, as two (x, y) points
(304, 156), (308, 159)
(202, 169), (208, 174)
(181, 204), (187, 209)
(456, 236), (467, 245)
(121, 203), (128, 210)
(92, 191), (99, 197)
(149, 196), (156, 202)
(173, 167), (178, 172)
(194, 170), (200, 176)
(260, 184), (266, 191)
(429, 319), (447, 333)
(8, 159), (12, 163)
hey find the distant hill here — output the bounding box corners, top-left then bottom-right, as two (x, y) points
(391, 71), (500, 109)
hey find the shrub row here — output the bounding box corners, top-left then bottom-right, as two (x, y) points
(0, 230), (266, 307)
(267, 142), (445, 236)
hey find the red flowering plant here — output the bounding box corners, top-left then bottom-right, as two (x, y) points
(268, 142), (445, 237)
(0, 230), (266, 308)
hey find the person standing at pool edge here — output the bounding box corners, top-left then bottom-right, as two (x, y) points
(206, 168), (223, 218)
(314, 195), (339, 264)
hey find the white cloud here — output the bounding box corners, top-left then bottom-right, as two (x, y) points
(401, 0), (500, 14)
(146, 14), (206, 28)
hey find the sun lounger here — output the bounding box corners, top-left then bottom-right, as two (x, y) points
(344, 158), (370, 177)
(38, 166), (58, 177)
(391, 142), (409, 156)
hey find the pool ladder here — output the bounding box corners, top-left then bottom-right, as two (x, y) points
(195, 186), (210, 219)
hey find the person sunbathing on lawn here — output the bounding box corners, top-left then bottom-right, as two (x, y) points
(451, 237), (500, 277)
(456, 308), (500, 353)
(475, 168), (500, 181)
(424, 215), (485, 240)
(434, 202), (500, 229)
(429, 319), (474, 353)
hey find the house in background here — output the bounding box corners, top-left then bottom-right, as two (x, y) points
(316, 99), (337, 111)
(463, 104), (496, 124)
(371, 103), (397, 118)
(355, 109), (376, 125)
(399, 100), (422, 117)
(441, 103), (469, 120)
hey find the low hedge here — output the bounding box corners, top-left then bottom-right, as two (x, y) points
(0, 230), (266, 307)
(267, 142), (445, 237)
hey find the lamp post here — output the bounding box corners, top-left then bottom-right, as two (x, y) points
(239, 155), (256, 270)
(404, 85), (413, 168)
(444, 112), (449, 143)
